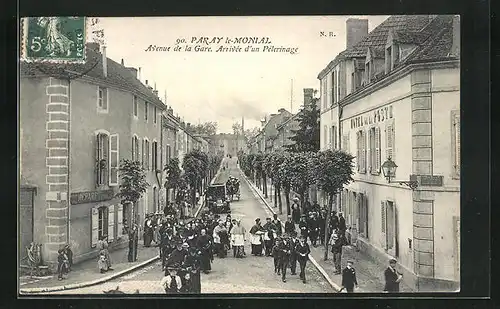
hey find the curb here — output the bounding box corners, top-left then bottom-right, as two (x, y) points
(239, 169), (341, 292)
(20, 168), (224, 295)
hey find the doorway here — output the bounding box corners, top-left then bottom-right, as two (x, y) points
(386, 201), (399, 257)
(19, 187), (35, 264)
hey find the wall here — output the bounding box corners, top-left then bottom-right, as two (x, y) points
(20, 77), (51, 246)
(69, 79), (133, 260)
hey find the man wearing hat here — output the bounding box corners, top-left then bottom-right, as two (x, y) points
(262, 217), (276, 257)
(295, 235), (311, 283)
(308, 212), (320, 247)
(144, 214), (154, 247)
(329, 228), (343, 274)
(249, 218), (265, 256)
(272, 214), (283, 237)
(288, 231), (298, 275)
(291, 197), (301, 224)
(161, 267), (183, 294)
(164, 240), (188, 273)
(341, 260), (358, 293)
(384, 258), (403, 293)
(298, 215), (309, 242)
(338, 212), (347, 239)
(196, 229), (212, 274)
(278, 233), (292, 282)
(284, 216), (295, 235)
(272, 237), (282, 275)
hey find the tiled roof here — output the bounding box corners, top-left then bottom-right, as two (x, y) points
(369, 47), (385, 58)
(20, 44), (166, 109)
(318, 15), (457, 79)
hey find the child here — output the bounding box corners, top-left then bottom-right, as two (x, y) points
(98, 251), (108, 274)
(57, 249), (69, 280)
(272, 237), (282, 275)
(161, 268), (182, 294)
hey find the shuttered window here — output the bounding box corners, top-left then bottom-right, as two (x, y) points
(109, 134), (119, 186)
(96, 133), (109, 186)
(332, 71), (337, 105)
(374, 127), (381, 174)
(154, 106), (157, 124)
(141, 139), (145, 168)
(97, 206), (108, 241)
(98, 87), (108, 111)
(451, 111), (460, 178)
(152, 141), (158, 171)
(357, 130), (367, 173)
(386, 119), (395, 163)
(91, 207), (99, 248)
(132, 136), (139, 161)
(145, 140), (150, 170)
(380, 201), (386, 250)
(108, 204), (115, 242)
(117, 204), (124, 239)
(144, 102), (148, 121)
(368, 128), (373, 173)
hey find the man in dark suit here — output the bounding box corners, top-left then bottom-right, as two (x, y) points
(384, 258), (403, 293)
(341, 260), (358, 293)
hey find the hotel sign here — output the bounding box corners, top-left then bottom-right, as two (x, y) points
(351, 105), (394, 129)
(70, 189), (114, 205)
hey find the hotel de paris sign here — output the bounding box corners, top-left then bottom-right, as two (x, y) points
(350, 105), (394, 130)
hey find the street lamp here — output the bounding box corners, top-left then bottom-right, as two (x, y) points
(381, 157), (419, 190)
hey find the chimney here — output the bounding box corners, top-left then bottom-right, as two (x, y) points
(101, 46), (107, 78)
(346, 18), (369, 49)
(121, 59), (124, 66)
(86, 42), (100, 52)
(138, 67), (142, 81)
(451, 15), (460, 57)
(303, 88), (314, 107)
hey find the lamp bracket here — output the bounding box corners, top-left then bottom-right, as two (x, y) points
(389, 180), (419, 190)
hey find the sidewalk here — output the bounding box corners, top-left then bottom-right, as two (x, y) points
(20, 166), (224, 294)
(246, 177), (414, 292)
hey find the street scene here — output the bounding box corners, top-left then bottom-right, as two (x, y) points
(19, 15), (460, 295)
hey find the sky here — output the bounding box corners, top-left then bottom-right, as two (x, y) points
(97, 16), (388, 133)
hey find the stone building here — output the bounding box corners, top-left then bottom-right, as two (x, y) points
(20, 42), (169, 267)
(318, 15), (460, 291)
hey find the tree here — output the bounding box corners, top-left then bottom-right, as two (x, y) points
(252, 153), (265, 191)
(182, 149), (210, 207)
(116, 159), (149, 225)
(190, 121), (218, 136)
(314, 149), (355, 260)
(285, 92), (320, 152)
(232, 122), (243, 135)
(164, 157), (181, 203)
(288, 152), (318, 211)
(268, 151), (286, 214)
(276, 152), (294, 215)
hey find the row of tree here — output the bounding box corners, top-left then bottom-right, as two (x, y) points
(117, 149), (224, 223)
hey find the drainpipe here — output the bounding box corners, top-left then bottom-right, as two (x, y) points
(67, 77), (72, 245)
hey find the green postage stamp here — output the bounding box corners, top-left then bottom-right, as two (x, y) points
(21, 17), (87, 63)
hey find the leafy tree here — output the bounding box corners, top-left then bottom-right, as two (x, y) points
(182, 149), (209, 207)
(116, 159), (149, 225)
(268, 151), (286, 214)
(164, 157), (181, 202)
(252, 153), (265, 191)
(276, 152), (294, 215)
(285, 93), (320, 152)
(287, 152), (318, 211)
(314, 149), (355, 260)
(190, 121), (218, 136)
(232, 122), (243, 135)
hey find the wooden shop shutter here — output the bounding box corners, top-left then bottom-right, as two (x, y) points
(117, 204), (124, 239)
(108, 204), (115, 242)
(381, 201), (386, 250)
(91, 207), (99, 248)
(109, 134), (119, 186)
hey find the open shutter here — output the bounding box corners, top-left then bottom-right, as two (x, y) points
(365, 195), (369, 239)
(91, 207), (99, 248)
(391, 120), (395, 163)
(95, 134), (100, 187)
(375, 127), (381, 173)
(367, 129), (372, 173)
(362, 131), (367, 173)
(109, 134), (119, 186)
(117, 204), (123, 238)
(386, 122), (393, 160)
(356, 131), (360, 171)
(381, 201), (386, 250)
(108, 204), (115, 242)
(141, 139), (145, 167)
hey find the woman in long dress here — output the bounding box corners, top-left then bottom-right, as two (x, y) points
(97, 236), (112, 270)
(230, 219), (246, 258)
(249, 218), (265, 256)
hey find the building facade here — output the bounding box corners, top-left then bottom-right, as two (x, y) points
(250, 108), (293, 154)
(20, 42), (170, 267)
(318, 15), (460, 291)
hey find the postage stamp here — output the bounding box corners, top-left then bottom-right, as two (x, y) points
(21, 17), (87, 63)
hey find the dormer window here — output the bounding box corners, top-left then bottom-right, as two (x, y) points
(365, 61), (372, 84)
(385, 46), (392, 73)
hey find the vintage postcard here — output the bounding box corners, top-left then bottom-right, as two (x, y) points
(19, 15), (460, 295)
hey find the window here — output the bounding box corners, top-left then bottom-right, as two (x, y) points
(96, 133), (109, 186)
(385, 119), (395, 164)
(356, 130), (366, 173)
(98, 87), (108, 111)
(109, 134), (119, 186)
(133, 96), (138, 117)
(152, 141), (158, 171)
(117, 204), (124, 238)
(166, 144), (171, 163)
(358, 193), (368, 239)
(331, 125), (337, 149)
(385, 47), (392, 73)
(369, 127), (381, 174)
(365, 62), (371, 84)
(144, 102), (148, 121)
(323, 125), (328, 149)
(329, 125), (333, 148)
(132, 136), (139, 161)
(154, 106), (157, 124)
(452, 111), (460, 178)
(331, 71), (337, 105)
(98, 206), (108, 240)
(141, 139), (145, 167)
(144, 139), (150, 170)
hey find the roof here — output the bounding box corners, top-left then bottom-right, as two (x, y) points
(318, 15), (457, 80)
(20, 43), (166, 109)
(369, 47), (385, 59)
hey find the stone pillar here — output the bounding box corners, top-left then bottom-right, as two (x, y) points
(44, 77), (70, 268)
(411, 69), (435, 281)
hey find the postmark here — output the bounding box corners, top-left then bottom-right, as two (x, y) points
(21, 17), (87, 63)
